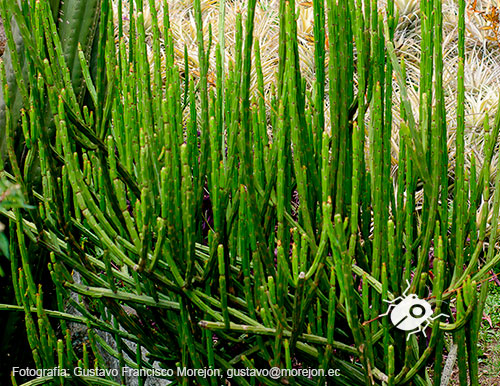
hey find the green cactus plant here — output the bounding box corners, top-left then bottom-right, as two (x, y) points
(0, 0), (102, 382)
(1, 0), (500, 385)
(0, 0), (101, 159)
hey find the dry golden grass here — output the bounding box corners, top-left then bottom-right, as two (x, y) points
(113, 0), (500, 182)
(393, 0), (500, 180)
(112, 1), (320, 100)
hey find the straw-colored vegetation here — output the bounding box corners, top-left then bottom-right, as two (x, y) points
(119, 0), (500, 170)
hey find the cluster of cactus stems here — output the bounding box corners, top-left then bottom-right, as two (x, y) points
(1, 0), (500, 384)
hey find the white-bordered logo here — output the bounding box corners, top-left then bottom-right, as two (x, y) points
(380, 281), (448, 340)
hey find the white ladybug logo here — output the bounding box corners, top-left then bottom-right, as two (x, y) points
(380, 281), (448, 341)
